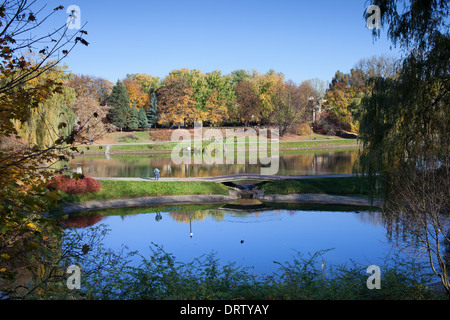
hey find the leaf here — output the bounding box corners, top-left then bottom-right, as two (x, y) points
(75, 37), (89, 46)
(46, 191), (61, 203)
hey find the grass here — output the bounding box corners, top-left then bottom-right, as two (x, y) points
(278, 139), (358, 149)
(73, 137), (359, 154)
(58, 176), (373, 204)
(259, 176), (370, 197)
(59, 180), (230, 203)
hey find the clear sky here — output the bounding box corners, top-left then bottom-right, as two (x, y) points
(46, 0), (400, 84)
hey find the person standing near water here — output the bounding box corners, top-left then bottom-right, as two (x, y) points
(154, 168), (160, 180)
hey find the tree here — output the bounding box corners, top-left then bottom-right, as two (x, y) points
(138, 106), (149, 131)
(126, 105), (139, 131)
(71, 95), (113, 143)
(359, 0), (449, 294)
(204, 70), (235, 124)
(123, 77), (150, 109)
(68, 75), (113, 106)
(249, 69), (285, 124)
(235, 78), (261, 126)
(156, 77), (197, 127)
(131, 73), (161, 94)
(147, 92), (159, 128)
(11, 65), (77, 148)
(271, 80), (314, 137)
(0, 1), (88, 298)
(305, 78), (329, 99)
(205, 90), (228, 126)
(109, 81), (130, 131)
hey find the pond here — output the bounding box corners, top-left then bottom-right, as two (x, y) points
(66, 203), (411, 276)
(67, 149), (360, 178)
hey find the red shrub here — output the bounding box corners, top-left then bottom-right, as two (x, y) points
(47, 175), (102, 194)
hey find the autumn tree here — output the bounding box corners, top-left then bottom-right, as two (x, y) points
(205, 90), (228, 126)
(204, 70), (235, 122)
(131, 73), (161, 94)
(71, 95), (113, 143)
(235, 78), (261, 126)
(156, 77), (197, 128)
(123, 77), (150, 109)
(68, 74), (113, 106)
(271, 80), (314, 137)
(0, 1), (89, 298)
(322, 55), (398, 134)
(10, 64), (77, 148)
(249, 69), (285, 124)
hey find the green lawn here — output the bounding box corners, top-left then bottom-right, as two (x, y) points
(59, 176), (374, 205)
(259, 176), (371, 197)
(74, 138), (359, 154)
(59, 180), (230, 203)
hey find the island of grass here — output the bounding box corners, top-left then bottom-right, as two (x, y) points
(59, 180), (230, 204)
(258, 176), (372, 197)
(59, 176), (377, 206)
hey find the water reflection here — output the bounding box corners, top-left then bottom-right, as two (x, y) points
(65, 205), (398, 275)
(67, 149), (360, 178)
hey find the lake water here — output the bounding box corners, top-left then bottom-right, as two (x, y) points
(66, 204), (407, 276)
(68, 149), (360, 178)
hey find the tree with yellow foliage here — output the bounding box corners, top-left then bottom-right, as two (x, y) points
(123, 77), (150, 110)
(156, 77), (197, 128)
(0, 1), (88, 298)
(205, 90), (228, 126)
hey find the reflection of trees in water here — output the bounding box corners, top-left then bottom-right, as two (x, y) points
(169, 209), (285, 223)
(169, 210), (225, 222)
(379, 165), (450, 294)
(68, 150), (359, 177)
(382, 211), (450, 263)
(354, 210), (384, 226)
(64, 214), (104, 228)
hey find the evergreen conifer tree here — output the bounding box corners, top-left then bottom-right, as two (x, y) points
(109, 81), (130, 131)
(126, 104), (140, 130)
(138, 106), (149, 131)
(146, 92), (159, 128)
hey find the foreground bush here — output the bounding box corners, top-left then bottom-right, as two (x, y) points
(47, 174), (102, 194)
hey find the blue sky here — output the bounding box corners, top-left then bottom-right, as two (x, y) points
(47, 0), (400, 84)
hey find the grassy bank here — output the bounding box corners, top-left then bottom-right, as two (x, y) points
(59, 176), (373, 205)
(75, 138), (359, 154)
(59, 180), (230, 203)
(258, 176), (370, 197)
